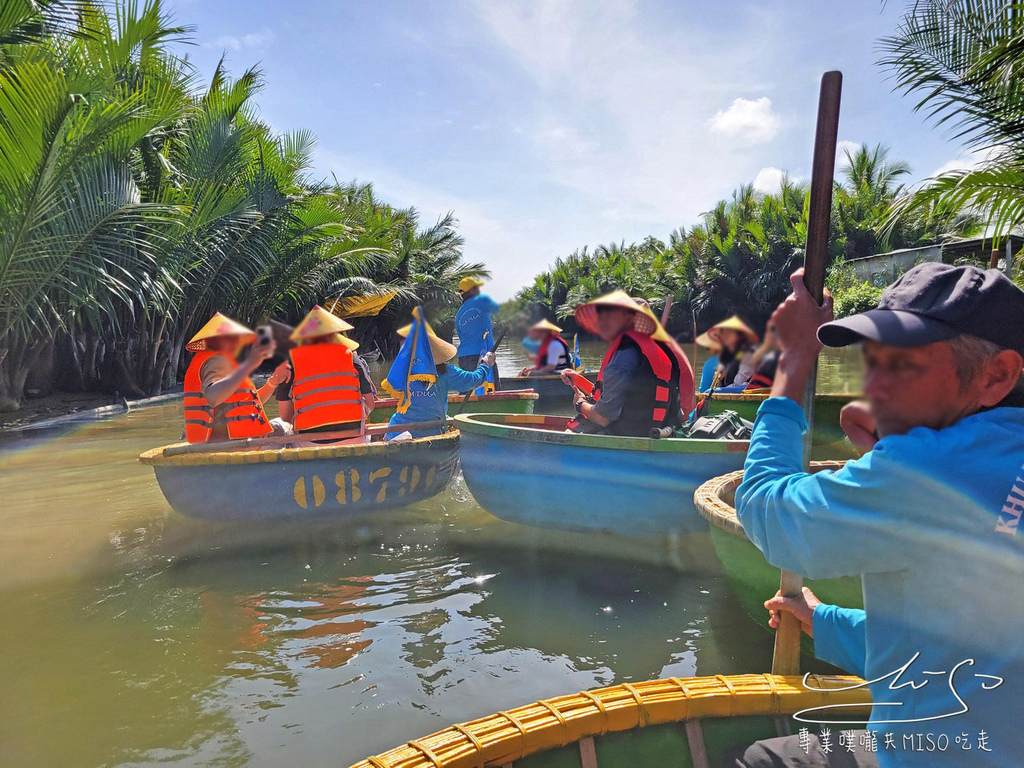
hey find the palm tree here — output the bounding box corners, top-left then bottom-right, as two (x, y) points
(879, 0), (1024, 241)
(0, 0), (185, 406)
(0, 0), (481, 407)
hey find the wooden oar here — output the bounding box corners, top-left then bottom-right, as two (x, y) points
(455, 327), (509, 414)
(772, 71), (842, 677)
(491, 326), (508, 391)
(660, 294), (673, 326)
(162, 419), (450, 457)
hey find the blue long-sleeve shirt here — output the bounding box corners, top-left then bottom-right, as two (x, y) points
(386, 364), (491, 438)
(455, 294), (499, 356)
(737, 397), (1024, 766)
(698, 355), (719, 392)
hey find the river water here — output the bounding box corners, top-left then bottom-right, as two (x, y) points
(0, 344), (861, 767)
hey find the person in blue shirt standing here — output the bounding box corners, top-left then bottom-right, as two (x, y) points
(728, 263), (1024, 767)
(455, 276), (500, 372)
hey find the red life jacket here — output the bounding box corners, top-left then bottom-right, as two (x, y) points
(183, 351), (272, 443)
(535, 334), (571, 371)
(290, 343), (364, 432)
(569, 331), (692, 437)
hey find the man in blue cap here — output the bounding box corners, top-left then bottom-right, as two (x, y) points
(730, 263), (1024, 767)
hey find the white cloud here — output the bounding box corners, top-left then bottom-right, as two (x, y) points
(315, 149), (575, 301)
(461, 0), (783, 230)
(202, 30), (274, 52)
(932, 145), (1004, 177)
(752, 167), (787, 193)
(836, 140), (862, 162)
(708, 97), (782, 144)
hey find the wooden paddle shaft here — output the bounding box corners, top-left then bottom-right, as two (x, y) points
(660, 294), (673, 326)
(456, 327), (509, 414)
(772, 70), (842, 678)
(163, 419), (449, 457)
(491, 327), (509, 391)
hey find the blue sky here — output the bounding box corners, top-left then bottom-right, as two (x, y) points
(165, 0), (981, 301)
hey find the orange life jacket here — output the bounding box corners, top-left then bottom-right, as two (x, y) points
(183, 351), (272, 443)
(290, 343), (364, 432)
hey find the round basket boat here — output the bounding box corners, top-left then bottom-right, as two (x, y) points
(454, 413), (748, 536)
(707, 392), (858, 457)
(694, 463), (864, 631)
(140, 429), (460, 522)
(349, 673), (871, 768)
(373, 389), (539, 423)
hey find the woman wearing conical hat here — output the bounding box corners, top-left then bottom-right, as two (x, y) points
(518, 318), (572, 377)
(566, 291), (694, 437)
(383, 318), (495, 440)
(182, 313), (292, 443)
(707, 315), (760, 388)
(280, 306), (374, 442)
(695, 331), (722, 393)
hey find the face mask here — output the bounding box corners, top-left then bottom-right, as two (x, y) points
(522, 337), (541, 353)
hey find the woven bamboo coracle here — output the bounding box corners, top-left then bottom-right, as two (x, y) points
(349, 673), (872, 768)
(694, 461), (849, 539)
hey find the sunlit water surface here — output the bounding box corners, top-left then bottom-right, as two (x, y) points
(0, 344), (860, 767)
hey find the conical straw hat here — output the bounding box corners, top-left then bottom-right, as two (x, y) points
(331, 335), (360, 352)
(530, 318), (563, 334)
(696, 331), (722, 352)
(708, 315), (759, 344)
(291, 305), (355, 342)
(397, 322), (457, 363)
(575, 291), (674, 344)
(186, 313), (257, 352)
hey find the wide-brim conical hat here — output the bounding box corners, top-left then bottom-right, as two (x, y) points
(396, 322), (457, 363)
(696, 331), (722, 352)
(186, 313), (257, 352)
(530, 318), (563, 334)
(575, 291), (674, 344)
(708, 315), (759, 344)
(291, 305), (355, 342)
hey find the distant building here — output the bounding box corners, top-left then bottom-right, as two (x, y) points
(846, 235), (1024, 285)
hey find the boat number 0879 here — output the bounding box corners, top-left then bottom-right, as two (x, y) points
(292, 464), (438, 509)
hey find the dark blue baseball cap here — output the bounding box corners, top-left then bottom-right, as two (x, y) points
(818, 262), (1024, 355)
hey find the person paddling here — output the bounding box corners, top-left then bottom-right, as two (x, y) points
(729, 263), (1024, 767)
(743, 324), (782, 391)
(518, 319), (572, 376)
(565, 291), (694, 437)
(454, 277), (499, 371)
(182, 313), (290, 444)
(383, 313), (495, 440)
(708, 315), (759, 387)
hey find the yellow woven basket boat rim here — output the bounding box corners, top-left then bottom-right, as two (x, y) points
(693, 461), (848, 541)
(139, 429), (459, 467)
(349, 673), (871, 768)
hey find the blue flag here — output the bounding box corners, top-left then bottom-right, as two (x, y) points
(383, 307), (437, 414)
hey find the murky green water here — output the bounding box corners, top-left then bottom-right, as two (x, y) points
(0, 344), (861, 767)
